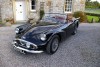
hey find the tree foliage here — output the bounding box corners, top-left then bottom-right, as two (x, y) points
(73, 11), (87, 22)
(85, 0), (100, 8)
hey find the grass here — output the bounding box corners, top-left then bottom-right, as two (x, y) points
(85, 8), (100, 14)
(87, 15), (99, 23)
(85, 8), (100, 23)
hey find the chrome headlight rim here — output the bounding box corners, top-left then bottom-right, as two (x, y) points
(40, 34), (46, 41)
(15, 28), (19, 33)
(26, 42), (31, 48)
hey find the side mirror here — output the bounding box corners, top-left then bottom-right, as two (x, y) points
(76, 17), (80, 20)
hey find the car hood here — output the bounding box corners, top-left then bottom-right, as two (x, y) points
(25, 22), (61, 35)
(21, 23), (61, 45)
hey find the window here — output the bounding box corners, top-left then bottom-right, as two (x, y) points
(30, 0), (36, 11)
(65, 0), (72, 13)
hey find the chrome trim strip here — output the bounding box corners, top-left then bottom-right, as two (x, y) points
(13, 45), (43, 53)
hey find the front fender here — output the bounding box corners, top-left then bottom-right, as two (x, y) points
(46, 29), (64, 42)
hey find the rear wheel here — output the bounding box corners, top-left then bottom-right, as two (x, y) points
(46, 35), (59, 55)
(72, 26), (77, 35)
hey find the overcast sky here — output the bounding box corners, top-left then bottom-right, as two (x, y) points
(91, 0), (100, 3)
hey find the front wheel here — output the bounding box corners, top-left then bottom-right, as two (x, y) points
(46, 35), (59, 55)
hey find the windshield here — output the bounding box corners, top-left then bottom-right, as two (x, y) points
(40, 13), (66, 24)
(41, 16), (57, 23)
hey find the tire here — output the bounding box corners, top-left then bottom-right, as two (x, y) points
(46, 35), (59, 55)
(72, 26), (77, 35)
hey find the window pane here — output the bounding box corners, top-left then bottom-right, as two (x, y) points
(31, 0), (36, 10)
(31, 0), (35, 5)
(32, 5), (35, 9)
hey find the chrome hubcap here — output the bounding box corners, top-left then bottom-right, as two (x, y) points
(52, 38), (59, 52)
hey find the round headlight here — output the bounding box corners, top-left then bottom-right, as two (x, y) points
(40, 34), (46, 41)
(15, 28), (19, 33)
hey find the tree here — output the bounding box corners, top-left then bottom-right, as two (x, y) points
(85, 0), (100, 8)
(93, 1), (100, 8)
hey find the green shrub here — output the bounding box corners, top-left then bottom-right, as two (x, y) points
(73, 11), (87, 22)
(98, 17), (100, 22)
(39, 10), (45, 20)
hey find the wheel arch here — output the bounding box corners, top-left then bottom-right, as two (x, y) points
(47, 32), (62, 43)
(74, 19), (79, 28)
(56, 33), (62, 42)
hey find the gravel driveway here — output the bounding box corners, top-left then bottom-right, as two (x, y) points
(0, 23), (100, 67)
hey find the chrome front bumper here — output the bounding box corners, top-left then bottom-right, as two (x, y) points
(12, 39), (43, 54)
(13, 45), (43, 53)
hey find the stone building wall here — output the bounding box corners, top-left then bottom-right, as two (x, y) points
(28, 0), (65, 20)
(50, 0), (64, 13)
(0, 0), (86, 22)
(44, 0), (86, 14)
(0, 0), (13, 22)
(44, 0), (64, 13)
(73, 0), (86, 12)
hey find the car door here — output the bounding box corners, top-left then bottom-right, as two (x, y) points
(68, 21), (75, 34)
(61, 23), (71, 37)
(64, 21), (75, 36)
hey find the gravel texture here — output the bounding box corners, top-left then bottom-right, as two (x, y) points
(0, 23), (100, 67)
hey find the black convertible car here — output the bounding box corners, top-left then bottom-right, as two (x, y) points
(12, 13), (79, 54)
